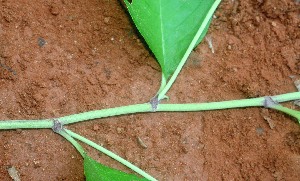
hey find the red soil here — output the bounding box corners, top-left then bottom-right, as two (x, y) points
(0, 0), (299, 180)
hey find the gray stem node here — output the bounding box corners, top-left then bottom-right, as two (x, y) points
(52, 119), (64, 133)
(150, 95), (160, 112)
(263, 96), (278, 108)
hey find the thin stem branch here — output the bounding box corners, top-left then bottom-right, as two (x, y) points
(64, 129), (157, 181)
(58, 130), (86, 157)
(271, 105), (300, 124)
(157, 74), (167, 94)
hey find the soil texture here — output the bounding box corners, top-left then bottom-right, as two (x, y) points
(0, 0), (299, 180)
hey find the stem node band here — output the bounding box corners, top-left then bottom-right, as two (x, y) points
(52, 119), (64, 133)
(150, 95), (160, 112)
(263, 96), (279, 108)
(1, 92), (300, 130)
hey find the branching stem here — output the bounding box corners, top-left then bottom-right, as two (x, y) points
(64, 129), (157, 181)
(1, 92), (300, 129)
(271, 105), (300, 124)
(58, 130), (86, 157)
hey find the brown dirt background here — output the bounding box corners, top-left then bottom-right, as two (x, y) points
(0, 0), (299, 180)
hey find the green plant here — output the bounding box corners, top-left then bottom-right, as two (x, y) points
(1, 0), (299, 180)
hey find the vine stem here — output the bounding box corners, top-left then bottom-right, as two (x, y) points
(157, 0), (222, 100)
(271, 105), (300, 124)
(64, 129), (157, 181)
(58, 130), (86, 157)
(0, 92), (300, 129)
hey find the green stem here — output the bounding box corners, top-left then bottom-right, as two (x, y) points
(58, 130), (86, 157)
(1, 92), (300, 129)
(157, 0), (222, 100)
(271, 105), (300, 124)
(59, 103), (151, 125)
(0, 119), (53, 129)
(55, 92), (300, 125)
(157, 74), (167, 94)
(64, 129), (157, 181)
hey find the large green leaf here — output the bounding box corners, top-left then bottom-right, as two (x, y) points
(125, 0), (215, 79)
(84, 154), (149, 181)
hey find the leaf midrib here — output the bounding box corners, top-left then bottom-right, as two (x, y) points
(159, 0), (166, 70)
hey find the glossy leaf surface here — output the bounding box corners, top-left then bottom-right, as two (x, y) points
(84, 154), (148, 181)
(125, 0), (215, 79)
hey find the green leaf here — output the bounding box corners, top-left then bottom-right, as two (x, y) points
(125, 0), (215, 79)
(84, 154), (149, 181)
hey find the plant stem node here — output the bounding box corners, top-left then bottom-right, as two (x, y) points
(263, 96), (278, 108)
(150, 95), (160, 112)
(52, 119), (64, 133)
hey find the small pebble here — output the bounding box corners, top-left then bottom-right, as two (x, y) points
(116, 127), (123, 134)
(33, 159), (41, 168)
(49, 5), (60, 16)
(263, 116), (275, 129)
(93, 124), (99, 131)
(137, 137), (147, 149)
(255, 16), (260, 23)
(104, 17), (110, 24)
(294, 100), (300, 107)
(293, 79), (300, 91)
(7, 166), (20, 181)
(289, 75), (296, 79)
(256, 127), (264, 135)
(38, 37), (46, 47)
